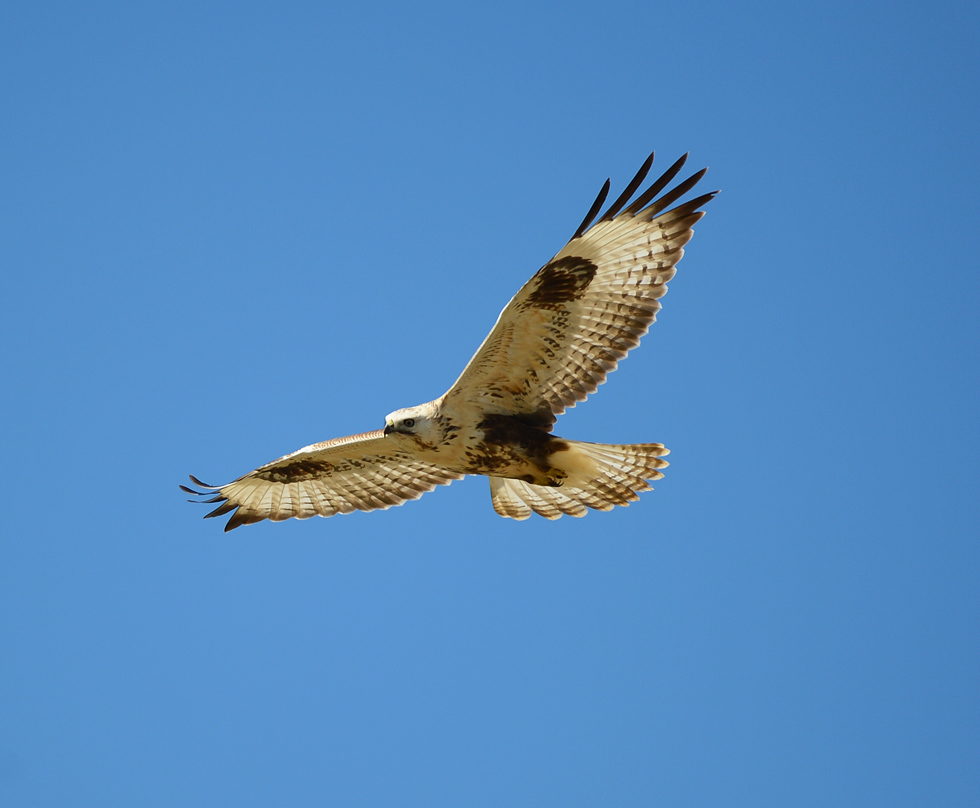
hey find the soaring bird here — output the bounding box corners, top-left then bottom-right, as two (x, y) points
(183, 152), (715, 530)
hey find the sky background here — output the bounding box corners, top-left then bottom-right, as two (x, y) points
(2, 1), (978, 805)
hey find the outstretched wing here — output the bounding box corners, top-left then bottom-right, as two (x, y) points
(181, 431), (463, 531)
(442, 153), (715, 429)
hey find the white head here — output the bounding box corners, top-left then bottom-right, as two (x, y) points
(383, 401), (443, 448)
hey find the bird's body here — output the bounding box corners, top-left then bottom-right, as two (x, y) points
(384, 400), (591, 487)
(183, 152), (715, 530)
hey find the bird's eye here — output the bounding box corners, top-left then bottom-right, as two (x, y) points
(403, 419), (415, 428)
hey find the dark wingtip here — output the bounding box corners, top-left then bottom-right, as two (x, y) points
(598, 151), (655, 224)
(571, 177), (611, 240)
(224, 508), (263, 531)
(573, 152), (709, 239)
(626, 167), (707, 221)
(188, 474), (217, 488)
(622, 153), (693, 217)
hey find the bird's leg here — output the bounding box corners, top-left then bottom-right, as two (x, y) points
(519, 465), (567, 487)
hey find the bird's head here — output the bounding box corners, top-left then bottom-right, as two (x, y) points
(383, 402), (442, 448)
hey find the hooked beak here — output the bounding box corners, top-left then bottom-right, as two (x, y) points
(383, 422), (394, 436)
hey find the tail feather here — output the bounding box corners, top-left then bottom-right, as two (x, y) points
(488, 440), (669, 520)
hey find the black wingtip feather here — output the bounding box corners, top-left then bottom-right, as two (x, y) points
(667, 191), (719, 218)
(642, 168), (709, 219)
(598, 151), (654, 223)
(623, 153), (691, 217)
(182, 477), (231, 511)
(571, 152), (709, 240)
(225, 509), (261, 531)
(205, 500), (237, 519)
(571, 178), (610, 240)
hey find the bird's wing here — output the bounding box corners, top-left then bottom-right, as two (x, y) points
(181, 431), (463, 531)
(442, 153), (715, 429)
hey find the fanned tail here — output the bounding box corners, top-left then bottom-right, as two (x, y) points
(488, 440), (670, 520)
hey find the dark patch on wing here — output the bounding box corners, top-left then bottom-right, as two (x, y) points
(257, 459), (336, 483)
(523, 256), (597, 309)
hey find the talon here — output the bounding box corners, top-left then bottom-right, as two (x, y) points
(548, 470), (567, 487)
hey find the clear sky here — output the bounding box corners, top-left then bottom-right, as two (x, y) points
(2, 1), (978, 805)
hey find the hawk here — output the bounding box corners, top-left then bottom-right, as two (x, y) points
(182, 151), (715, 530)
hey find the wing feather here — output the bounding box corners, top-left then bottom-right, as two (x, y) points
(183, 430), (463, 531)
(443, 153), (716, 427)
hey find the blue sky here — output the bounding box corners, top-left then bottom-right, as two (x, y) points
(2, 1), (978, 805)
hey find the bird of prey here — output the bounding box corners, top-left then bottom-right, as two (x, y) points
(182, 151), (715, 530)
